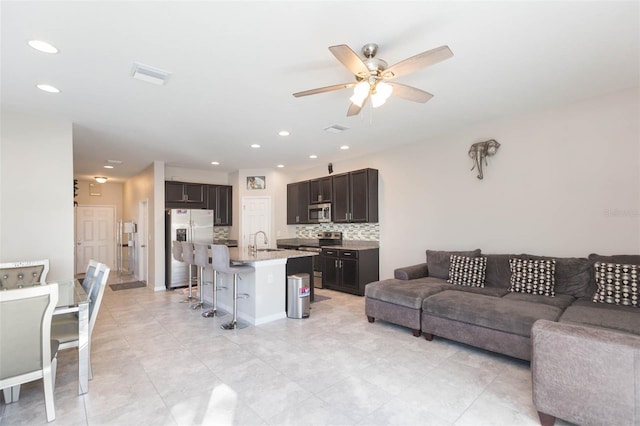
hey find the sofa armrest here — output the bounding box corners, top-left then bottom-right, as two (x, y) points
(394, 263), (429, 280)
(531, 319), (640, 426)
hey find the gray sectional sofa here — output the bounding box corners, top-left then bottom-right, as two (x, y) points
(365, 249), (640, 425)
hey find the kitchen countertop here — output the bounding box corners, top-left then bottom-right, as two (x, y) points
(276, 238), (379, 250)
(229, 247), (317, 263)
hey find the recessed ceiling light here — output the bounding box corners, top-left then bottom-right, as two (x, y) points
(103, 165), (114, 169)
(340, 145), (350, 150)
(36, 84), (60, 93)
(309, 155), (318, 159)
(28, 40), (58, 54)
(211, 161), (220, 165)
(251, 144), (261, 148)
(278, 130), (290, 137)
(107, 159), (123, 164)
(277, 164), (285, 168)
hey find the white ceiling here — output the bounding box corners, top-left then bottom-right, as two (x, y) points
(2, 1), (638, 182)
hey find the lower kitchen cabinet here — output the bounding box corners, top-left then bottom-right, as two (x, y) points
(321, 248), (379, 296)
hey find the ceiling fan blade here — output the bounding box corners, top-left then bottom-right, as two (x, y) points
(387, 82), (433, 103)
(383, 45), (453, 79)
(329, 45), (370, 78)
(347, 96), (369, 116)
(293, 82), (355, 97)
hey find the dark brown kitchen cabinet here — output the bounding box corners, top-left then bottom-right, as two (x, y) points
(287, 181), (310, 224)
(165, 181), (206, 209)
(321, 247), (379, 296)
(309, 177), (332, 204)
(332, 168), (378, 223)
(206, 185), (232, 226)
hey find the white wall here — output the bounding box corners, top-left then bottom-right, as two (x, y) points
(0, 111), (74, 280)
(232, 169), (289, 245)
(123, 161), (165, 291)
(164, 165), (229, 185)
(290, 88), (640, 279)
(75, 179), (124, 221)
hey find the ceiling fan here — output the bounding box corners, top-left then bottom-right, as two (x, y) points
(293, 43), (453, 116)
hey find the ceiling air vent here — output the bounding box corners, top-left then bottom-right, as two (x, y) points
(324, 124), (349, 134)
(131, 62), (171, 86)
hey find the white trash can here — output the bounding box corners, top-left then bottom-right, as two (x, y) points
(287, 273), (310, 319)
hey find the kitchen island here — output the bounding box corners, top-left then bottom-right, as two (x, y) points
(201, 248), (315, 326)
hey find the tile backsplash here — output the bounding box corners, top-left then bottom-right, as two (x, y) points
(213, 227), (230, 240)
(296, 223), (379, 241)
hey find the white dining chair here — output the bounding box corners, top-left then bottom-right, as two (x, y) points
(0, 283), (59, 422)
(51, 263), (110, 380)
(0, 259), (50, 290)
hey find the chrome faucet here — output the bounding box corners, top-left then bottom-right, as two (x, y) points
(249, 231), (268, 255)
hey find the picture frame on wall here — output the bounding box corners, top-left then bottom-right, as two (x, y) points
(247, 176), (266, 190)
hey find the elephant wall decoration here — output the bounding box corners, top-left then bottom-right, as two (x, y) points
(469, 139), (500, 180)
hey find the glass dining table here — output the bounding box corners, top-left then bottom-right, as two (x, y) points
(53, 279), (90, 395)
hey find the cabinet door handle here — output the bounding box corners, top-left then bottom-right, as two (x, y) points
(335, 260), (338, 268)
(343, 252), (352, 256)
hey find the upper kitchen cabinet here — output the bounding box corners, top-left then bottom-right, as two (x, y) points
(287, 181), (310, 224)
(332, 168), (378, 223)
(206, 185), (232, 226)
(309, 177), (332, 203)
(165, 181), (206, 209)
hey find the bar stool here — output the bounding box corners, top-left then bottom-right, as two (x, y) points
(211, 244), (254, 330)
(201, 243), (227, 318)
(180, 241), (198, 305)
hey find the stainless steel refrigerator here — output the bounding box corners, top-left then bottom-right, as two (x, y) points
(165, 209), (214, 289)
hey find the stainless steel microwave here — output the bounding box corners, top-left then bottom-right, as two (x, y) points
(308, 203), (331, 223)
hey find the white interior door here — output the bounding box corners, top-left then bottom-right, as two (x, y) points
(138, 200), (148, 283)
(75, 206), (115, 274)
(241, 196), (271, 248)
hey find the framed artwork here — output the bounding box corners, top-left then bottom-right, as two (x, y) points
(247, 176), (266, 190)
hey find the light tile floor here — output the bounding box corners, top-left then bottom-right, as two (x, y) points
(0, 275), (574, 426)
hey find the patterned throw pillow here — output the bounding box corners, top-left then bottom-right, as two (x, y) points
(509, 258), (556, 296)
(448, 255), (487, 287)
(592, 262), (639, 308)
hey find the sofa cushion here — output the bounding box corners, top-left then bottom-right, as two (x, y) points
(509, 257), (556, 296)
(364, 277), (449, 309)
(447, 285), (509, 297)
(447, 255), (487, 287)
(592, 262), (639, 308)
(502, 292), (575, 309)
(483, 254), (516, 288)
(426, 249), (481, 280)
(560, 298), (640, 335)
(422, 290), (563, 337)
(521, 254), (593, 298)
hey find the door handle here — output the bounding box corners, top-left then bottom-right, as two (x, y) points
(141, 245), (147, 248)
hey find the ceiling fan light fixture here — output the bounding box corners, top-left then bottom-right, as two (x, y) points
(349, 81), (370, 107)
(371, 82), (393, 108)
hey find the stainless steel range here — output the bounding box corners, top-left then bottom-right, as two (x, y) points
(297, 232), (342, 288)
